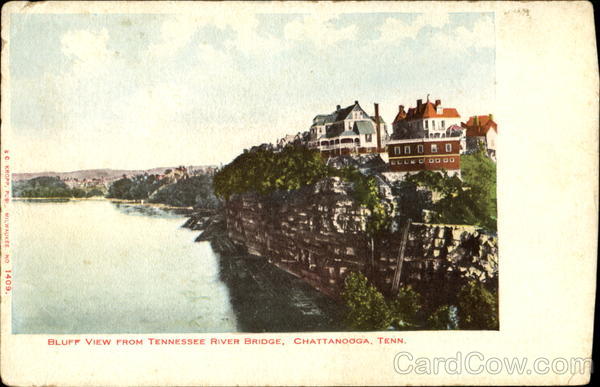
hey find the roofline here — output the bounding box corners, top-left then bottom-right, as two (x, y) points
(387, 138), (462, 145)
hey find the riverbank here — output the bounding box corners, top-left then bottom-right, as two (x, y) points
(183, 211), (348, 332)
(14, 196), (196, 213)
(107, 198), (195, 212)
(13, 196), (105, 201)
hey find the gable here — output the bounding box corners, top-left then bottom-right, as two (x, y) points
(334, 102), (369, 122)
(353, 121), (375, 135)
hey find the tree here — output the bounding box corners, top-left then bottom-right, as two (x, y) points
(107, 177), (134, 199)
(426, 305), (459, 330)
(392, 179), (433, 222)
(213, 146), (329, 200)
(12, 176), (74, 198)
(457, 280), (499, 330)
(342, 272), (393, 330)
(71, 188), (86, 198)
(106, 174), (168, 200)
(150, 175), (220, 208)
(86, 188), (105, 197)
(405, 146), (497, 231)
(390, 285), (422, 328)
(459, 145), (497, 230)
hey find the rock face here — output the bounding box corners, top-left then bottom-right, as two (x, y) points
(224, 177), (498, 302)
(376, 223), (498, 306)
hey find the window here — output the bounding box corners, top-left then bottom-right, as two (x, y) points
(442, 120), (445, 129)
(443, 158), (448, 163)
(391, 160), (396, 165)
(419, 159), (424, 164)
(410, 159), (416, 164)
(365, 134), (372, 142)
(429, 159), (434, 163)
(417, 144), (424, 153)
(394, 146), (401, 154)
(404, 146), (411, 154)
(450, 158), (454, 162)
(425, 120), (428, 129)
(431, 144), (438, 153)
(404, 160), (409, 165)
(436, 159), (440, 163)
(445, 143), (452, 152)
(432, 120), (436, 129)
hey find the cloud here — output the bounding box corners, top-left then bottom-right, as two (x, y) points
(377, 13), (450, 43)
(283, 14), (357, 48)
(61, 28), (113, 74)
(430, 16), (495, 52)
(148, 15), (216, 58)
(12, 11), (496, 172)
(223, 14), (284, 55)
(147, 14), (284, 58)
(195, 43), (242, 81)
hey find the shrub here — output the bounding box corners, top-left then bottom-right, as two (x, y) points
(390, 285), (422, 328)
(457, 280), (499, 330)
(333, 166), (390, 236)
(426, 305), (459, 330)
(342, 272), (393, 330)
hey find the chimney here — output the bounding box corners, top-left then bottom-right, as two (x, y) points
(336, 105), (341, 111)
(435, 99), (441, 106)
(474, 116), (479, 125)
(374, 103), (381, 151)
(399, 105), (405, 113)
(489, 113), (494, 121)
(417, 99), (423, 108)
(355, 100), (359, 105)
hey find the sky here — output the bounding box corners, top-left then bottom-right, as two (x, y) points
(8, 10), (495, 172)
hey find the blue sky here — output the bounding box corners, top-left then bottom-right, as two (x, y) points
(9, 10), (495, 172)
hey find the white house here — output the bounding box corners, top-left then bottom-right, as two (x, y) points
(311, 101), (389, 157)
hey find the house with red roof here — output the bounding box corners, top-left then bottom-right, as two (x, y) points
(461, 114), (498, 161)
(386, 97), (464, 178)
(391, 97), (462, 140)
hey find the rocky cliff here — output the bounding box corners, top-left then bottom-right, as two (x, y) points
(224, 176), (498, 306)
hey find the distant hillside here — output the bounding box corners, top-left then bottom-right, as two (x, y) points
(12, 165), (216, 182)
(12, 176), (98, 198)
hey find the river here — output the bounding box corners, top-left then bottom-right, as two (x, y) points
(12, 199), (238, 334)
(11, 199), (346, 334)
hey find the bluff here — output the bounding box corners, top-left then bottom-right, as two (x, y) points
(224, 176), (498, 305)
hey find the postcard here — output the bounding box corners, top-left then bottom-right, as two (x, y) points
(1, 1), (597, 385)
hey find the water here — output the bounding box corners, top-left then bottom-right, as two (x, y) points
(11, 200), (238, 334)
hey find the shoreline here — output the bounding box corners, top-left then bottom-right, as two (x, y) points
(107, 198), (194, 211)
(13, 196), (105, 201)
(13, 197), (194, 211)
(183, 211), (348, 332)
(214, 246), (348, 332)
